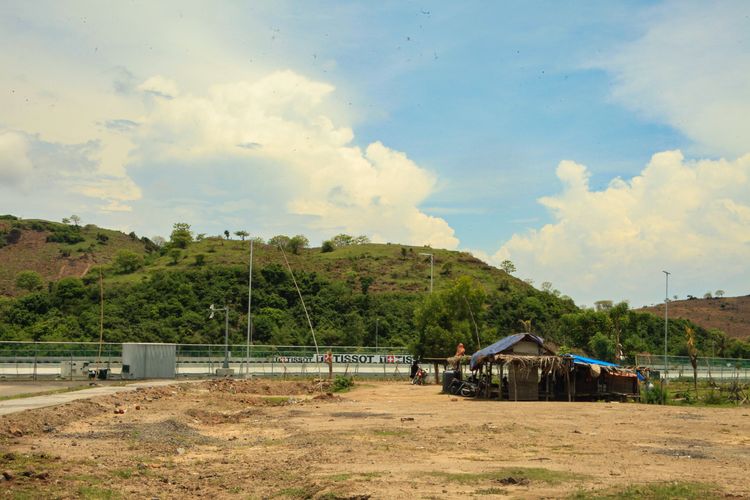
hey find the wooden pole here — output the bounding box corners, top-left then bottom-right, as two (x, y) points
(499, 362), (504, 401)
(434, 362), (440, 384)
(566, 363), (572, 402)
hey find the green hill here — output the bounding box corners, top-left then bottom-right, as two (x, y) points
(1, 215), (748, 360)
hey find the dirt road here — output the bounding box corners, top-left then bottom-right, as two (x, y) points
(1, 379), (748, 498)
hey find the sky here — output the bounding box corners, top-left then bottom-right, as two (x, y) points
(1, 1), (749, 307)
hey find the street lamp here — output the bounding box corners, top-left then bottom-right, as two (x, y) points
(209, 304), (230, 369)
(419, 252), (433, 293)
(662, 270), (670, 404)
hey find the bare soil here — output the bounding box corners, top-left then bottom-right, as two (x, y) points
(1, 379), (749, 499)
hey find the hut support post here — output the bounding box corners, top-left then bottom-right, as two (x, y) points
(545, 372), (550, 402)
(434, 362), (440, 384)
(486, 364), (492, 399)
(566, 364), (571, 402)
(572, 368), (576, 401)
(498, 362), (504, 401)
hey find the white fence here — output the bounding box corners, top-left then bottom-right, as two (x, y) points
(635, 354), (750, 381)
(0, 342), (415, 380)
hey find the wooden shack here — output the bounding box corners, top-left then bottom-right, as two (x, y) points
(468, 336), (640, 402)
(470, 333), (556, 401)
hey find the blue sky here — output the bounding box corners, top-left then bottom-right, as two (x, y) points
(1, 1), (749, 306)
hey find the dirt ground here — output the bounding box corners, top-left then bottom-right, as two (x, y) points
(1, 379), (748, 499)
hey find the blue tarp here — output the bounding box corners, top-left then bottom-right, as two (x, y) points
(469, 333), (546, 370)
(564, 354), (620, 368)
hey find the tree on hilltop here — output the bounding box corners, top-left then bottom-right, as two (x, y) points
(169, 223), (192, 248)
(268, 235), (291, 249)
(234, 230), (249, 241)
(500, 259), (516, 274)
(288, 235), (309, 255)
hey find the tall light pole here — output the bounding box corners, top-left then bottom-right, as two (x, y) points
(419, 252), (433, 293)
(209, 304), (230, 369)
(662, 270), (670, 404)
(245, 240), (254, 377)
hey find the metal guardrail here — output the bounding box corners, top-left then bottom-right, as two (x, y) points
(635, 354), (750, 381)
(0, 342), (415, 380)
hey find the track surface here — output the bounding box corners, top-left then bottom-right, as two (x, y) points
(1, 380), (748, 498)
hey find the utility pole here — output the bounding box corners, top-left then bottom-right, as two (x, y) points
(209, 304), (231, 372)
(662, 270), (670, 404)
(246, 240), (253, 376)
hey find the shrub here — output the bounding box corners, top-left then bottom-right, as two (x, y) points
(7, 227), (23, 244)
(114, 250), (143, 274)
(168, 248), (182, 265)
(16, 271), (44, 292)
(331, 375), (354, 392)
(46, 226), (84, 244)
(643, 384), (668, 404)
(194, 254), (206, 266)
(321, 240), (335, 253)
(703, 389), (726, 405)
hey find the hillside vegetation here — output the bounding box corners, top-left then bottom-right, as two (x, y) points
(1, 216), (748, 360)
(640, 296), (750, 341)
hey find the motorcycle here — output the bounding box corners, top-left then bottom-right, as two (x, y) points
(411, 367), (427, 385)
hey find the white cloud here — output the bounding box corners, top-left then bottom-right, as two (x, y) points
(494, 152), (750, 305)
(0, 130), (33, 186)
(0, 128), (141, 213)
(597, 0), (750, 157)
(137, 76), (180, 99)
(130, 71), (459, 248)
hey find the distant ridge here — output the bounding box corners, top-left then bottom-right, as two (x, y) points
(639, 296), (750, 341)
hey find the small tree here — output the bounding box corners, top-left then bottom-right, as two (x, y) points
(288, 235), (309, 255)
(321, 240), (335, 253)
(114, 250), (143, 274)
(685, 326), (698, 394)
(170, 223), (193, 248)
(234, 230), (249, 241)
(541, 281), (553, 293)
(594, 300), (613, 311)
(16, 270), (43, 292)
(500, 259), (516, 274)
(268, 235), (290, 249)
(61, 217), (70, 225)
(6, 227), (22, 244)
(169, 248), (182, 265)
(588, 332), (616, 362)
(703, 292), (713, 299)
(151, 235), (166, 248)
(360, 276), (374, 294)
(69, 215), (81, 227)
(224, 230), (230, 240)
(331, 234), (354, 247)
(715, 289), (725, 298)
